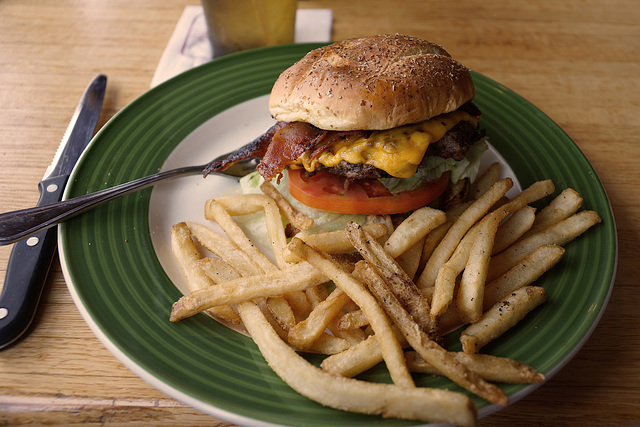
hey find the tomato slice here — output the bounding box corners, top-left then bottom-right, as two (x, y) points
(287, 169), (450, 215)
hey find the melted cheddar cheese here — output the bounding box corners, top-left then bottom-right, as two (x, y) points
(297, 110), (478, 179)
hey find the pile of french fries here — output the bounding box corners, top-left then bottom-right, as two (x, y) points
(169, 163), (601, 426)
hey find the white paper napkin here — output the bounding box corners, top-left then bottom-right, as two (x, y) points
(151, 6), (333, 87)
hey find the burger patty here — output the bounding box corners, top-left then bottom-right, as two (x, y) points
(314, 120), (485, 181)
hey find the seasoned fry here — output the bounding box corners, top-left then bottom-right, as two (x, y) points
(260, 180), (314, 231)
(238, 301), (477, 427)
(483, 245), (564, 310)
(437, 244), (565, 333)
(405, 351), (545, 384)
(461, 286), (546, 354)
(346, 223), (437, 337)
(287, 237), (415, 388)
(492, 206), (536, 254)
(487, 210), (601, 282)
(360, 263), (508, 406)
(417, 178), (513, 292)
(169, 262), (326, 322)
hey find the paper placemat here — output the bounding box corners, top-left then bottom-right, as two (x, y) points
(151, 6), (333, 87)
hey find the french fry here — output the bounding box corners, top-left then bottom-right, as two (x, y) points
(417, 178), (513, 293)
(322, 325), (407, 377)
(360, 262), (508, 406)
(520, 188), (583, 239)
(437, 244), (565, 333)
(422, 178), (555, 310)
(492, 206), (536, 254)
(305, 283), (330, 307)
(184, 221), (263, 277)
(418, 201), (473, 278)
(288, 287), (352, 351)
(483, 245), (564, 310)
(346, 223), (437, 338)
(430, 218), (486, 318)
(283, 223), (388, 262)
(169, 262), (326, 322)
(198, 256), (241, 283)
(487, 210), (601, 282)
(212, 195), (289, 268)
(304, 333), (350, 355)
(337, 309), (368, 330)
(395, 236), (425, 280)
(266, 296), (297, 331)
(442, 177), (471, 211)
(209, 197), (312, 330)
(327, 316), (368, 346)
(405, 351), (544, 384)
(461, 286), (546, 354)
(367, 214), (395, 236)
(237, 301), (477, 427)
(321, 334), (383, 377)
(283, 290), (313, 317)
(170, 223), (241, 324)
(287, 236), (415, 388)
(456, 213), (501, 323)
(491, 179), (555, 224)
(472, 162), (501, 199)
(260, 180), (314, 231)
(203, 200), (277, 273)
(383, 207), (446, 258)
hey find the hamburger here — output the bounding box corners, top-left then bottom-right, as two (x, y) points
(208, 34), (487, 216)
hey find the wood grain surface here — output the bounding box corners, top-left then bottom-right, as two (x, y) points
(1, 0), (639, 425)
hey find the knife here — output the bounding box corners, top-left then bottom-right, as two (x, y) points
(0, 74), (107, 350)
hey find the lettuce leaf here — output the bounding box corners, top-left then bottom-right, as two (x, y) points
(378, 138), (488, 193)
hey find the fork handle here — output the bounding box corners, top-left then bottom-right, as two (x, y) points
(0, 165), (203, 246)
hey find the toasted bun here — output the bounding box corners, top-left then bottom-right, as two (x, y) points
(269, 34), (475, 131)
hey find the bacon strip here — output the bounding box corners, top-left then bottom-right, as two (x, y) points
(203, 122), (286, 177)
(257, 122), (328, 180)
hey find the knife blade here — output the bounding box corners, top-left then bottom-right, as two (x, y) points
(0, 74), (107, 350)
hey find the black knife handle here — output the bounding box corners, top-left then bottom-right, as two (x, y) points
(0, 175), (68, 350)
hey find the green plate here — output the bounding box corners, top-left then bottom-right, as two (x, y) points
(60, 43), (616, 426)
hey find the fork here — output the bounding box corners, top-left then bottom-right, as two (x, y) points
(0, 154), (259, 245)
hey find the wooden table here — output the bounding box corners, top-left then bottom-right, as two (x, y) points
(1, 0), (638, 425)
